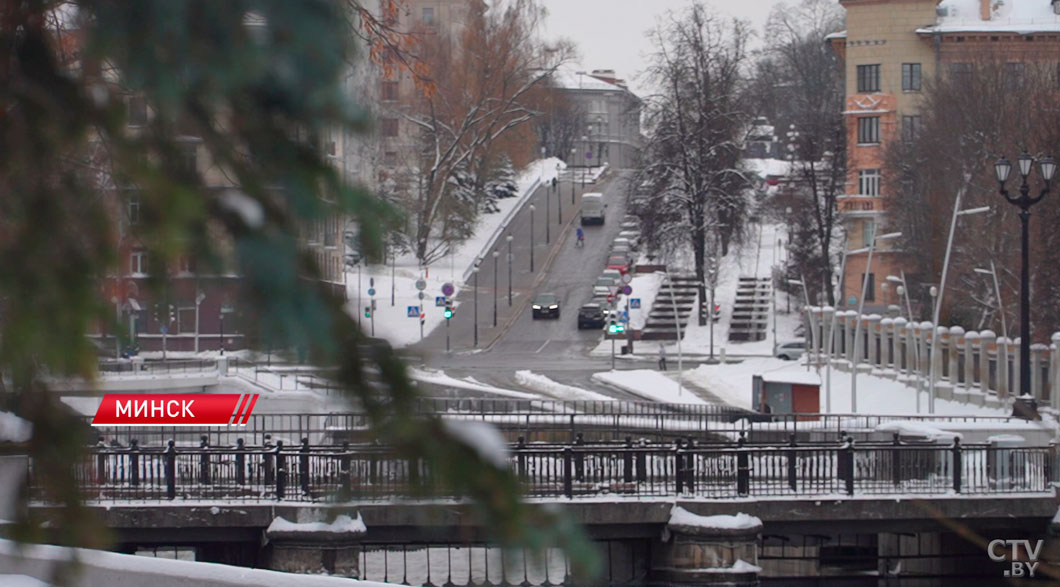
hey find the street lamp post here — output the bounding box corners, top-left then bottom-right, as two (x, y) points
(887, 272), (923, 413)
(219, 311), (225, 356)
(492, 251), (499, 327)
(506, 235), (514, 306)
(788, 277), (817, 372)
(581, 135), (589, 191)
(473, 260), (481, 347)
(529, 204), (536, 272)
(974, 262), (1008, 340)
(926, 187), (992, 413)
(546, 180), (552, 244)
(995, 153), (1054, 411)
(851, 231), (902, 412)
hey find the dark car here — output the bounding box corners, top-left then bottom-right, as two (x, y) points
(532, 293), (560, 319)
(577, 303), (608, 330)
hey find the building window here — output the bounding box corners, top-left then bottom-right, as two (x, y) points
(863, 272), (876, 302)
(862, 221), (876, 247)
(949, 62), (972, 83)
(901, 63), (921, 91)
(382, 81), (398, 101)
(856, 64), (880, 93)
(127, 95), (147, 127)
(902, 115), (921, 143)
(130, 251), (148, 275)
(1005, 62), (1024, 91)
(128, 196), (141, 225)
(857, 117), (880, 144)
(858, 169), (880, 196)
(421, 7), (434, 25)
(381, 118), (398, 138)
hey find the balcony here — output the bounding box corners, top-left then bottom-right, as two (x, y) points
(836, 195), (885, 217)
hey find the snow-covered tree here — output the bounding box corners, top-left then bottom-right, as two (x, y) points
(482, 155), (518, 213)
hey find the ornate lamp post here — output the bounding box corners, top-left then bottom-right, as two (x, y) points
(995, 152), (1055, 410)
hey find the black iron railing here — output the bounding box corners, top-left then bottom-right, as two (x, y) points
(40, 436), (1056, 503)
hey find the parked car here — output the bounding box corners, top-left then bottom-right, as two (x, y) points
(593, 276), (618, 298)
(601, 269), (622, 282)
(531, 293), (561, 319)
(774, 339), (806, 361)
(577, 303), (608, 330)
(611, 242), (632, 255)
(606, 254), (632, 273)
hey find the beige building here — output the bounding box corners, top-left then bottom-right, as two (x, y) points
(554, 69), (644, 169)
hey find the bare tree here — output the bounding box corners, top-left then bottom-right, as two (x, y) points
(641, 3), (752, 325)
(404, 0), (570, 264)
(760, 0), (845, 306)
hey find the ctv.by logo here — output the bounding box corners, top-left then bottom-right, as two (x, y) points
(988, 539), (1044, 578)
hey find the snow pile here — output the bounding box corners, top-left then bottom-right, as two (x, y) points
(514, 371), (614, 402)
(0, 537), (392, 587)
(409, 367), (539, 399)
(442, 419), (510, 468)
(592, 370), (709, 405)
(876, 421), (962, 442)
(0, 411), (31, 443)
(668, 506), (762, 532)
(0, 576), (52, 587)
(266, 514), (366, 536)
(627, 272), (663, 331)
(697, 560), (762, 574)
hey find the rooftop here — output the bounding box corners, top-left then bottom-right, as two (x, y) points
(919, 0), (1060, 34)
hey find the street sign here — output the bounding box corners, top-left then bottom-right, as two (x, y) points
(407, 306), (419, 318)
(435, 296), (446, 307)
(367, 288), (376, 297)
(621, 273), (632, 285)
(621, 285), (633, 295)
(630, 298), (641, 309)
(441, 282), (455, 297)
(418, 292), (425, 300)
(621, 311), (629, 322)
(607, 294), (614, 304)
(160, 326), (168, 334)
(415, 279), (427, 291)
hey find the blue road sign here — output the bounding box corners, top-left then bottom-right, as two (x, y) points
(368, 288), (376, 297)
(407, 306), (419, 318)
(629, 298), (641, 309)
(160, 326), (168, 334)
(435, 296), (446, 307)
(621, 311), (629, 323)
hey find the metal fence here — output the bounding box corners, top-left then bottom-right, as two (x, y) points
(43, 436), (1056, 503)
(97, 359), (219, 375)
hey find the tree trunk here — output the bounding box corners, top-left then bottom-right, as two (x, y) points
(693, 224), (707, 326)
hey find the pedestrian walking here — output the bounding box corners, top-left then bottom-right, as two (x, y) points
(658, 344), (667, 371)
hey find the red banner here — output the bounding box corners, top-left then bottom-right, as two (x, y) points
(91, 393), (259, 426)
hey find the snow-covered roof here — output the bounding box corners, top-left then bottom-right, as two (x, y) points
(760, 370), (821, 386)
(743, 158), (791, 179)
(550, 68), (623, 92)
(824, 30), (847, 40)
(919, 0), (1060, 34)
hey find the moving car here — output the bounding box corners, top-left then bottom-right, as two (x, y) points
(577, 303), (608, 330)
(580, 192), (606, 225)
(531, 293), (561, 319)
(774, 339), (806, 361)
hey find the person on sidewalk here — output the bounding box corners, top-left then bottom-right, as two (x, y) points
(658, 344), (667, 371)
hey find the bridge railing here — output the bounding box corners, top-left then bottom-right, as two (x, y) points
(42, 437), (1057, 503)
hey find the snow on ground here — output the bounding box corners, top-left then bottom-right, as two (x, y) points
(687, 357), (1010, 416)
(592, 369), (709, 405)
(668, 506), (762, 531)
(408, 367), (538, 399)
(346, 158), (567, 348)
(0, 412), (31, 443)
(267, 514), (366, 536)
(628, 272), (663, 331)
(514, 371), (614, 401)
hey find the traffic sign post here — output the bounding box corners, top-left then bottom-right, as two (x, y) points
(368, 284), (376, 336)
(420, 312), (426, 341)
(436, 296), (447, 307)
(630, 298), (641, 309)
(444, 301), (453, 353)
(407, 306), (419, 318)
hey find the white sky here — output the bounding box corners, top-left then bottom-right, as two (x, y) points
(539, 0), (788, 97)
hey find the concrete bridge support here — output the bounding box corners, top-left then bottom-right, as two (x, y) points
(652, 511), (761, 586)
(265, 514), (366, 578)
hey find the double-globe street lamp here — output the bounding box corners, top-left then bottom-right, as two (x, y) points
(995, 152), (1055, 408)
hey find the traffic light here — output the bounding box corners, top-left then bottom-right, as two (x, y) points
(607, 319), (624, 335)
(168, 304), (176, 324)
(364, 307), (371, 318)
(443, 305), (453, 319)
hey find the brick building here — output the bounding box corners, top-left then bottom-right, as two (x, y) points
(829, 0), (1060, 311)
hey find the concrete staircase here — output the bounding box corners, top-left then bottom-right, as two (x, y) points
(728, 277), (771, 342)
(640, 275), (698, 341)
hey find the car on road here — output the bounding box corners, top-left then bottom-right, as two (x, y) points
(580, 192), (606, 225)
(606, 254), (632, 273)
(774, 339), (806, 361)
(593, 276), (618, 298)
(577, 303), (608, 330)
(531, 293), (561, 319)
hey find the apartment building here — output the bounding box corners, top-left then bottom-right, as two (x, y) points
(829, 0), (1060, 311)
(553, 69), (644, 169)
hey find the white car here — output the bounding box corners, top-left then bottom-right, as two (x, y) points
(774, 340), (806, 361)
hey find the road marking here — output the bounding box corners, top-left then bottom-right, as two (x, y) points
(535, 339), (551, 354)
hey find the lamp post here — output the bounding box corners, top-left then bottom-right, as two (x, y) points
(492, 251), (499, 327)
(851, 231), (902, 412)
(473, 259), (481, 347)
(995, 153), (1054, 409)
(788, 277), (817, 372)
(506, 234), (514, 306)
(926, 188), (992, 413)
(974, 262), (1008, 340)
(219, 310), (226, 356)
(887, 272), (923, 413)
(571, 147), (577, 204)
(581, 135), (589, 190)
(529, 204), (536, 272)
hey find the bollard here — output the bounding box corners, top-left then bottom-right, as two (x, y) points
(839, 438), (854, 496)
(164, 440), (176, 500)
(235, 439), (246, 485)
(275, 441), (286, 500)
(299, 438), (311, 496)
(129, 439), (140, 488)
(952, 438), (962, 494)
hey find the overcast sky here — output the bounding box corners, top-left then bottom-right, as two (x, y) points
(540, 0), (788, 96)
